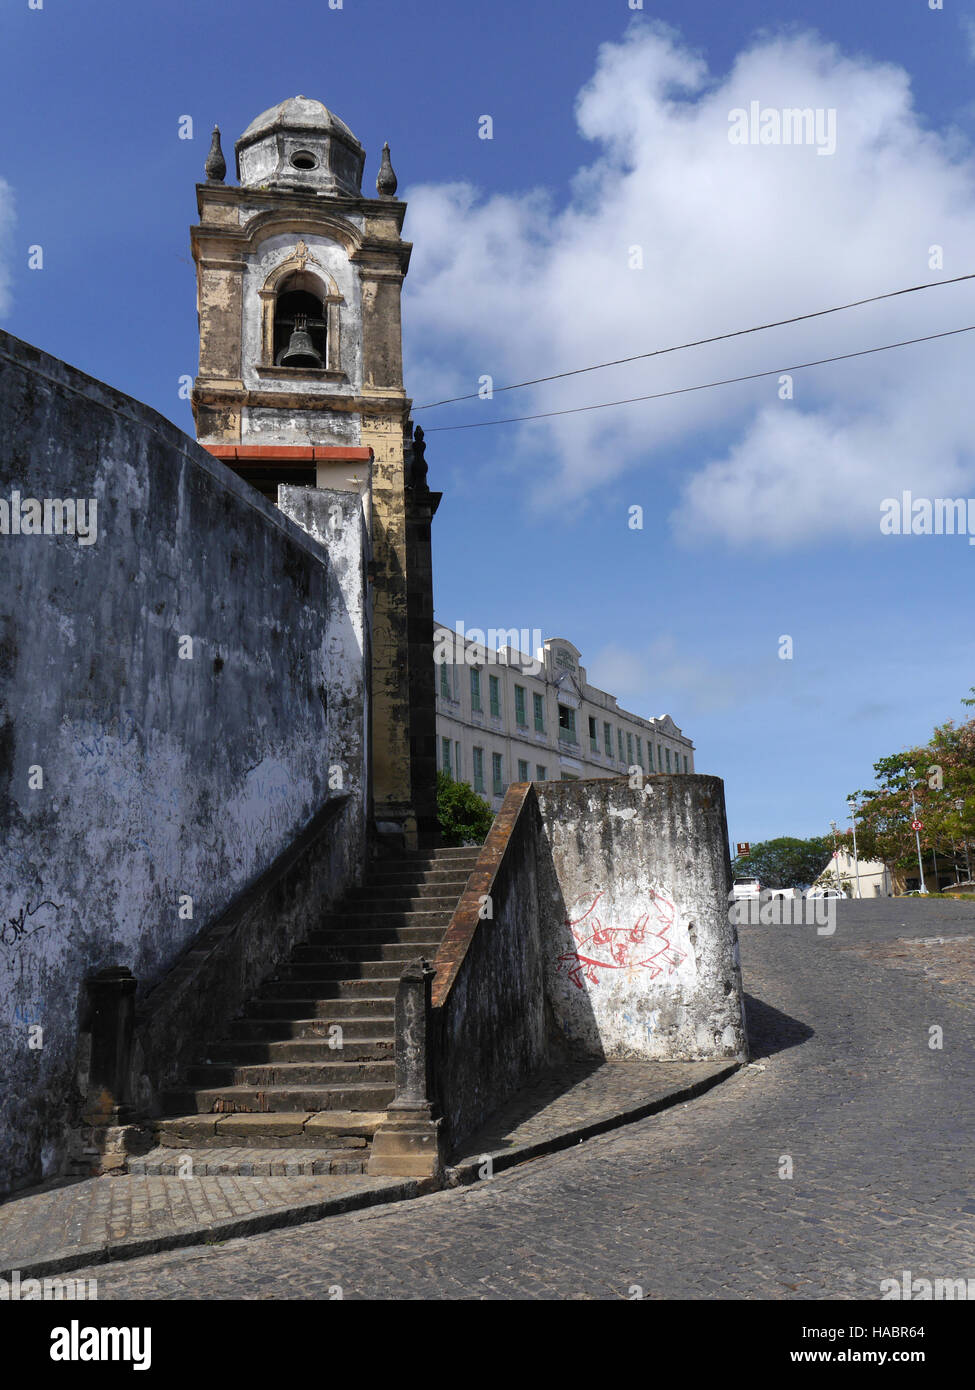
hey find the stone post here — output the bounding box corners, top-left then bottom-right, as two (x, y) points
(84, 966), (137, 1124)
(367, 958), (443, 1179)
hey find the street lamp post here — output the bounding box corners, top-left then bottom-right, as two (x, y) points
(955, 798), (972, 882)
(910, 784), (927, 894)
(848, 799), (863, 900)
(830, 819), (842, 893)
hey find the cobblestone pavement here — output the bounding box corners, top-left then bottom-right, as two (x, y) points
(46, 900), (975, 1299)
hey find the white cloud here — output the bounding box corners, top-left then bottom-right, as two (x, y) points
(403, 20), (975, 546)
(0, 176), (14, 318)
(589, 636), (752, 717)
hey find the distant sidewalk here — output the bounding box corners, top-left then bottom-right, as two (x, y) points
(0, 1059), (737, 1281)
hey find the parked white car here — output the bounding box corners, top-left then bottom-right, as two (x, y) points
(732, 878), (762, 900)
(766, 887), (797, 900)
(806, 887), (847, 899)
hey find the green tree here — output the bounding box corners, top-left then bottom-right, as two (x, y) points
(731, 836), (833, 889)
(436, 771), (494, 847)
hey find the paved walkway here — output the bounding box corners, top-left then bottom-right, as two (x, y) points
(41, 898), (975, 1300)
(0, 1060), (732, 1279)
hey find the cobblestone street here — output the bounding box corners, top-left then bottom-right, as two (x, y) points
(58, 900), (975, 1299)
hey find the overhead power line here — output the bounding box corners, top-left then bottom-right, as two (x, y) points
(413, 272), (975, 411)
(421, 324), (975, 432)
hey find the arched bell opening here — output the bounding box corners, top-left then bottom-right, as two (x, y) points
(273, 271), (327, 368)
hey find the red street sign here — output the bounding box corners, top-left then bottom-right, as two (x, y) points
(911, 820), (922, 831)
(736, 842), (750, 855)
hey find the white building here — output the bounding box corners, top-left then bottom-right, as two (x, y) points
(434, 621), (695, 811)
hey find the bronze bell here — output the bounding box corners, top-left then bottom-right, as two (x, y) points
(276, 314), (322, 368)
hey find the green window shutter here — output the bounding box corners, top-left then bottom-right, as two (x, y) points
(618, 728), (624, 761)
(518, 759), (529, 781)
(441, 737), (452, 776)
(515, 685), (527, 726)
(603, 722), (612, 757)
(626, 732), (633, 765)
(635, 735), (642, 768)
(472, 747), (484, 792)
(471, 668), (482, 711)
(489, 674), (501, 718)
(533, 692), (545, 732)
(439, 662), (451, 698)
(665, 747), (671, 772)
(536, 764), (546, 780)
(648, 743), (654, 770)
(492, 752), (504, 796)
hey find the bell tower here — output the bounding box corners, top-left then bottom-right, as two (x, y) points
(190, 96), (440, 848)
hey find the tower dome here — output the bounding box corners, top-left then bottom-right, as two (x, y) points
(235, 95), (365, 195)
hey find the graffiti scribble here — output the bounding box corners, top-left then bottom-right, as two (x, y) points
(1, 899), (62, 950)
(556, 888), (686, 989)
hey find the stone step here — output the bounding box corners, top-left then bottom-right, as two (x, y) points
(185, 1059), (395, 1087)
(226, 1015), (393, 1040)
(257, 977), (399, 1000)
(432, 846), (482, 858)
(290, 941), (441, 964)
(128, 1147), (370, 1176)
(272, 960), (415, 982)
(153, 1110), (384, 1149)
(367, 867), (473, 886)
(342, 895), (459, 913)
(242, 997), (396, 1020)
(162, 1083), (395, 1115)
(354, 874), (471, 895)
(305, 925), (446, 947)
(319, 910), (454, 930)
(203, 1037), (393, 1064)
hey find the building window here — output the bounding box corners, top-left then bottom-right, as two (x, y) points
(439, 661), (451, 699)
(648, 743), (654, 771)
(518, 759), (529, 781)
(684, 754), (689, 773)
(604, 722), (612, 757)
(588, 715), (598, 753)
(455, 743), (462, 779)
(533, 692), (545, 732)
(626, 731), (633, 765)
(635, 735), (643, 769)
(515, 685), (527, 727)
(536, 764), (547, 780)
(471, 668), (482, 713)
(560, 772), (579, 781)
(658, 744), (663, 771)
(558, 705), (577, 743)
(665, 747), (672, 772)
(618, 729), (625, 762)
(472, 746), (485, 793)
(492, 751), (504, 797)
(441, 737), (452, 777)
(489, 674), (501, 718)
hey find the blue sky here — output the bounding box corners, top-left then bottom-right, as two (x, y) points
(2, 0), (974, 848)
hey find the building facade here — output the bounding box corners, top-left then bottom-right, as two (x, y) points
(434, 622), (695, 810)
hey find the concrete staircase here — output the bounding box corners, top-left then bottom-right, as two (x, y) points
(134, 846), (480, 1175)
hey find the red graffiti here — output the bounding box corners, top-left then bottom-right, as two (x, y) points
(556, 888), (686, 989)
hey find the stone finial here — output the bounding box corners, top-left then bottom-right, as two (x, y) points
(205, 126), (227, 183)
(377, 141), (398, 197)
(411, 424), (428, 491)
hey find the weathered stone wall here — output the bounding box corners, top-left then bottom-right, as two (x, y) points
(433, 786), (559, 1149)
(432, 774), (746, 1155)
(0, 331), (369, 1193)
(535, 776), (747, 1062)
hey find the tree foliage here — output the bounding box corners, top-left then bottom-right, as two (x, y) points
(731, 836), (833, 889)
(436, 771), (494, 847)
(846, 689), (975, 875)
